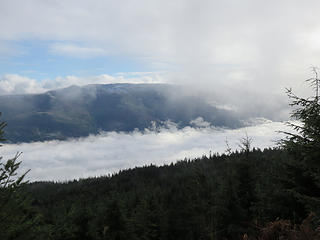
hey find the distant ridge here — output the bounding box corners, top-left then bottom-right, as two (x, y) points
(0, 83), (242, 143)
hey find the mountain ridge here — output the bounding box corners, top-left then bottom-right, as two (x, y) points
(0, 83), (242, 143)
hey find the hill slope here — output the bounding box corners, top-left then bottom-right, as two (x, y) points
(0, 83), (241, 143)
(26, 148), (319, 240)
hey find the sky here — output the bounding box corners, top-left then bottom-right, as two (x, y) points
(0, 1), (319, 180)
(0, 0), (320, 97)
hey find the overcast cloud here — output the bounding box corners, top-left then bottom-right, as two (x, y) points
(1, 120), (291, 181)
(0, 0), (319, 116)
(1, 1), (319, 89)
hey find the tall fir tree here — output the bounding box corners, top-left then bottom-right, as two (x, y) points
(280, 68), (320, 219)
(0, 113), (42, 240)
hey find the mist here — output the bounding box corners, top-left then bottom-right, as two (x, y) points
(1, 120), (291, 181)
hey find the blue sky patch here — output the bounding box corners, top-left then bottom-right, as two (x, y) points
(0, 40), (148, 81)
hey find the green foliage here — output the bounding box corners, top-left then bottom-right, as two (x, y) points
(0, 113), (43, 240)
(281, 68), (320, 167)
(280, 71), (320, 218)
(282, 88), (320, 166)
(26, 148), (302, 240)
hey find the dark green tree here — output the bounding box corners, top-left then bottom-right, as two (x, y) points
(101, 200), (127, 240)
(280, 68), (320, 219)
(0, 113), (42, 240)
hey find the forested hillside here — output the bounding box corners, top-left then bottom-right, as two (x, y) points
(25, 147), (320, 240)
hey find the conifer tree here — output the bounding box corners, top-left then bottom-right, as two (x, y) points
(280, 68), (320, 218)
(282, 69), (320, 168)
(0, 113), (41, 240)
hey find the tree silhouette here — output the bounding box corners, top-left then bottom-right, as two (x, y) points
(0, 113), (40, 240)
(280, 69), (320, 219)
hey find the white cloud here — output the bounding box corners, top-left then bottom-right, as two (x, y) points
(49, 43), (107, 58)
(0, 1), (319, 87)
(190, 117), (211, 128)
(0, 73), (166, 95)
(1, 121), (291, 181)
(0, 74), (45, 95)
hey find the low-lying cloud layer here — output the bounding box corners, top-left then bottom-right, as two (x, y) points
(1, 120), (291, 182)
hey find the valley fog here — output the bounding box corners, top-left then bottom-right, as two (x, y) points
(1, 120), (291, 181)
